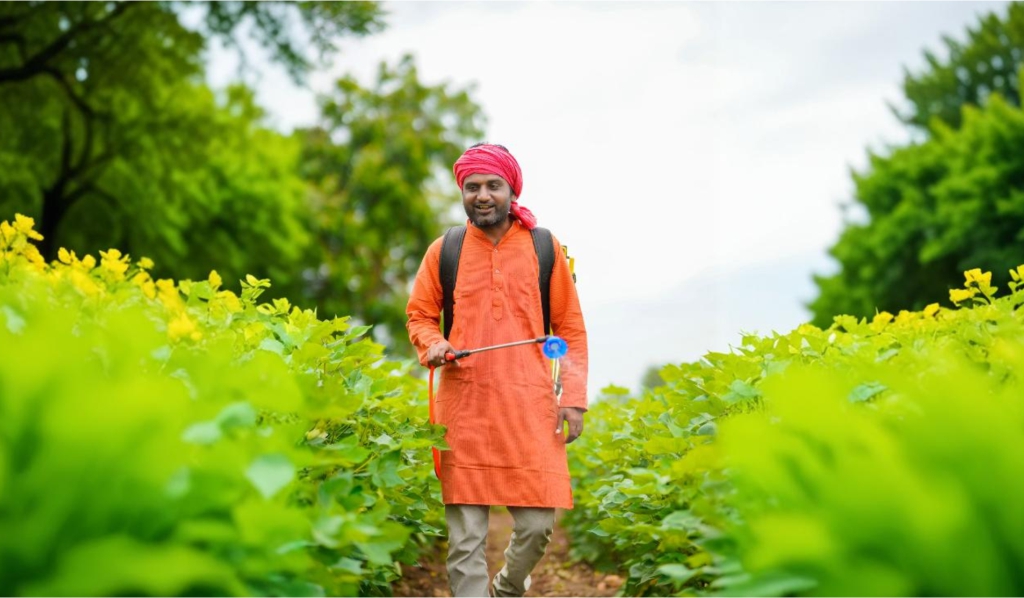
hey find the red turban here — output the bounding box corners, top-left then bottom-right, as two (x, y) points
(453, 144), (537, 230)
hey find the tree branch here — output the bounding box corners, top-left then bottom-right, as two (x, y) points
(42, 66), (94, 118)
(0, 7), (33, 30)
(0, 2), (132, 84)
(59, 108), (73, 182)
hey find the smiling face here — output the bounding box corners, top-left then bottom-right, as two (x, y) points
(461, 172), (515, 230)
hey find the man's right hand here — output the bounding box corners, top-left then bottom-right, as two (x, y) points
(426, 340), (457, 367)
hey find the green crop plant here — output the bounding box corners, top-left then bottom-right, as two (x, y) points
(567, 259), (1024, 596)
(0, 214), (444, 596)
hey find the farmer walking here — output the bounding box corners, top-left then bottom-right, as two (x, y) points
(406, 143), (589, 597)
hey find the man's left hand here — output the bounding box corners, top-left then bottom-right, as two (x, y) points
(556, 407), (585, 444)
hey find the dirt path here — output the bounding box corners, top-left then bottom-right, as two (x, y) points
(393, 508), (623, 597)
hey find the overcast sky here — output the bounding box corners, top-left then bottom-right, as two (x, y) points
(208, 1), (1010, 396)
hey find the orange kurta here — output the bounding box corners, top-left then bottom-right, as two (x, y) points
(406, 220), (588, 509)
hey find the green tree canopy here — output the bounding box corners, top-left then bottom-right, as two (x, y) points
(898, 2), (1024, 131)
(812, 3), (1024, 325)
(0, 2), (486, 350)
(0, 1), (381, 276)
(640, 363), (667, 390)
(811, 94), (1024, 324)
(293, 55), (484, 344)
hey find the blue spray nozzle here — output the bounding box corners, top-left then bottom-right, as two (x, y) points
(542, 336), (568, 359)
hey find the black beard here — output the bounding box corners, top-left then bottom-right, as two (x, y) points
(467, 207), (509, 228)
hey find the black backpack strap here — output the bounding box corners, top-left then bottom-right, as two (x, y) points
(531, 227), (555, 334)
(439, 225), (467, 340)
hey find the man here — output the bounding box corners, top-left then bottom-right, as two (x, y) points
(406, 144), (588, 597)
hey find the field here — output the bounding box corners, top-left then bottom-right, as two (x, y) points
(4, 213), (1024, 596)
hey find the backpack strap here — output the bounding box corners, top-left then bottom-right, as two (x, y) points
(531, 227), (555, 334)
(439, 225), (467, 340)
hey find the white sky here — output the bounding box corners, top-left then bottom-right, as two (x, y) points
(207, 1), (1009, 396)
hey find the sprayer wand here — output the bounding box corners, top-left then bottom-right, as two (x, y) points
(444, 335), (568, 362)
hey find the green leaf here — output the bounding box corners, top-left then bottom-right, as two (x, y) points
(2, 305), (25, 334)
(23, 536), (244, 596)
(259, 337), (285, 355)
(848, 381), (886, 403)
(717, 571), (817, 596)
(190, 281), (214, 300)
(333, 557), (365, 575)
(182, 421), (221, 445)
(722, 379), (760, 403)
(216, 401), (257, 429)
(369, 451), (405, 488)
(246, 453), (295, 499)
(661, 510), (701, 532)
(355, 523), (411, 566)
(658, 564), (697, 584)
(321, 436), (371, 464)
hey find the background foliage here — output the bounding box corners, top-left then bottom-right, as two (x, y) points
(0, 1), (483, 352)
(811, 3), (1024, 325)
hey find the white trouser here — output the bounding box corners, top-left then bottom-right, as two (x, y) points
(445, 505), (555, 597)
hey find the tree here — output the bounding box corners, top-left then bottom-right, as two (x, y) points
(0, 2), (382, 278)
(640, 364), (667, 391)
(811, 94), (1024, 325)
(0, 3), (488, 350)
(292, 55), (485, 346)
(898, 3), (1024, 132)
(811, 3), (1024, 325)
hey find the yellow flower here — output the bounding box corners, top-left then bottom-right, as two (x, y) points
(950, 288), (977, 305)
(208, 270), (222, 289)
(964, 268), (992, 287)
(923, 303), (940, 317)
(215, 290), (243, 313)
(0, 221), (16, 249)
(138, 257), (155, 270)
(14, 214), (43, 241)
(58, 248), (73, 264)
(155, 279), (181, 308)
(132, 272), (156, 299)
(22, 245), (46, 270)
(167, 312), (201, 342)
(69, 269), (101, 297)
(244, 274), (270, 288)
(872, 311), (894, 326)
(895, 309), (914, 324)
(80, 254), (96, 270)
(99, 249), (129, 280)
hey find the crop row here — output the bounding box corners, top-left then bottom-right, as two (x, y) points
(566, 266), (1024, 595)
(0, 214), (440, 596)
